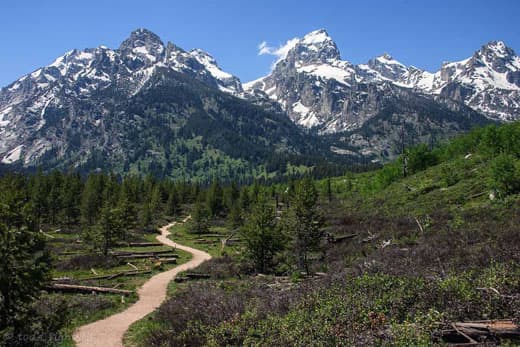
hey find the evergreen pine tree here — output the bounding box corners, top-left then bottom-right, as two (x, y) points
(166, 187), (180, 217)
(241, 194), (283, 273)
(190, 198), (209, 234)
(80, 174), (105, 226)
(206, 179), (223, 216)
(283, 177), (324, 274)
(93, 204), (124, 255)
(227, 202), (243, 230)
(0, 184), (50, 343)
(61, 173), (83, 225)
(150, 185), (163, 219)
(140, 203), (153, 230)
(30, 169), (49, 228)
(117, 191), (136, 238)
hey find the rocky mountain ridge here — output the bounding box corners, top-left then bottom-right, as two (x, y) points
(0, 28), (514, 171)
(245, 30), (519, 132)
(0, 29), (339, 179)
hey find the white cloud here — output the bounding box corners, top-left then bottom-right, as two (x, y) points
(257, 37), (300, 68)
(258, 41), (270, 55)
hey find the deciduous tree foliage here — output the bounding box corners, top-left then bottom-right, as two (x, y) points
(491, 154), (520, 196)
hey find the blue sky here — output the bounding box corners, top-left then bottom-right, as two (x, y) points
(1, 0), (519, 87)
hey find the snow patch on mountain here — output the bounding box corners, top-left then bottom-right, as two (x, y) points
(298, 63), (354, 86)
(292, 101), (320, 127)
(191, 49), (232, 80)
(2, 145), (23, 164)
(0, 107), (12, 127)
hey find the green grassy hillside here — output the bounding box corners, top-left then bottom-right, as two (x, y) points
(129, 122), (520, 346)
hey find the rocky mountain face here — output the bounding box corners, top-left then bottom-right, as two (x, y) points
(244, 30), (519, 135)
(0, 29), (338, 179)
(0, 28), (515, 173)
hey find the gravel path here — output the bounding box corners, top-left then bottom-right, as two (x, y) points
(73, 217), (211, 347)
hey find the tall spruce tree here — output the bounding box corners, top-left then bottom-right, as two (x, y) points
(80, 174), (105, 226)
(166, 186), (180, 217)
(206, 179), (223, 216)
(241, 194), (283, 273)
(190, 198), (210, 234)
(61, 173), (83, 225)
(91, 204), (124, 255)
(227, 202), (243, 229)
(150, 185), (163, 219)
(283, 177), (324, 274)
(0, 180), (51, 345)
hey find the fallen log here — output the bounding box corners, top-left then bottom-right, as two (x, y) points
(196, 234), (226, 238)
(224, 239), (241, 246)
(58, 251), (88, 256)
(185, 272), (211, 279)
(111, 249), (176, 256)
(115, 242), (163, 247)
(116, 254), (157, 259)
(40, 229), (55, 239)
(466, 191), (487, 200)
(476, 287), (520, 299)
(441, 320), (520, 344)
(46, 283), (133, 295)
(173, 273), (211, 281)
(327, 233), (357, 243)
(456, 320), (520, 336)
(159, 259), (177, 264)
(116, 253), (178, 259)
(220, 229), (240, 251)
(194, 239), (219, 244)
(77, 270), (152, 281)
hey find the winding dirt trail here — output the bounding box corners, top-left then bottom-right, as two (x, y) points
(73, 216), (211, 347)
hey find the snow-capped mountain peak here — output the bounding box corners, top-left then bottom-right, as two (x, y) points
(119, 28), (165, 66)
(189, 49), (243, 93)
(120, 28), (165, 50)
(468, 40), (519, 78)
(378, 53), (394, 61)
(286, 29), (341, 64)
(479, 40), (514, 60)
(301, 29), (334, 46)
(360, 53), (409, 83)
(244, 29), (357, 131)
